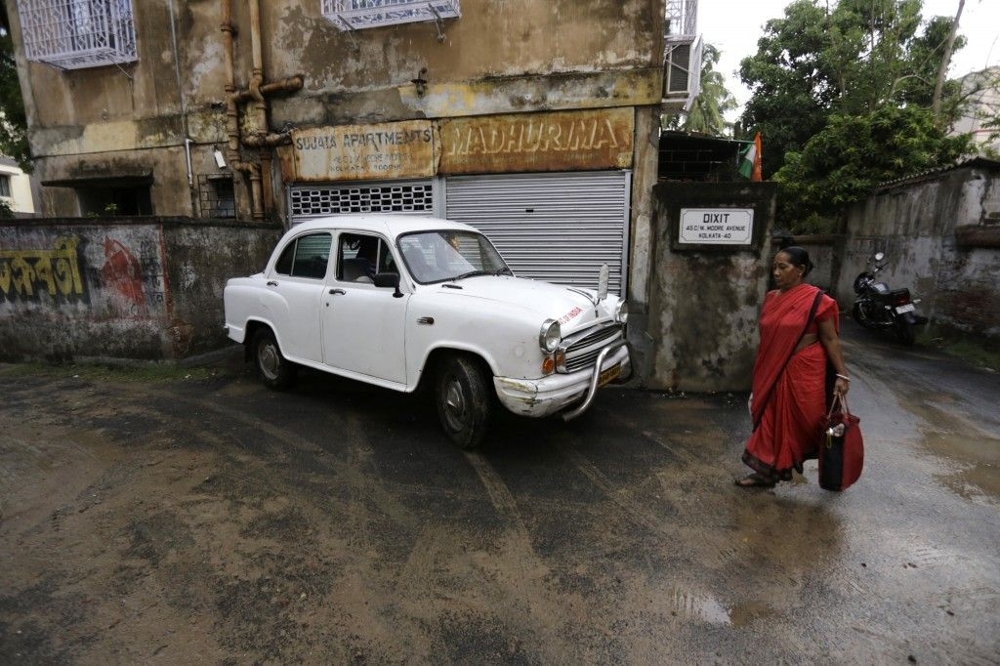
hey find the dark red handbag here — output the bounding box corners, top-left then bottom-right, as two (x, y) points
(818, 395), (864, 491)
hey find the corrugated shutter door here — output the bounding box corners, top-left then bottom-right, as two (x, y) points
(445, 171), (630, 295)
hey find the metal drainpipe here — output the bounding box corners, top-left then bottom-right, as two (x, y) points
(221, 0), (305, 220)
(220, 0), (260, 219)
(169, 0), (193, 195)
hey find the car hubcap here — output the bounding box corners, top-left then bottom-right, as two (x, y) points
(258, 344), (279, 380)
(442, 377), (467, 432)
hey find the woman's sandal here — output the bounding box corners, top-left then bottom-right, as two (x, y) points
(734, 472), (776, 488)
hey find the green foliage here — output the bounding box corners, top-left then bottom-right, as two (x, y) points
(775, 105), (971, 223)
(738, 0), (973, 225)
(0, 5), (31, 170)
(0, 198), (13, 219)
(663, 43), (738, 136)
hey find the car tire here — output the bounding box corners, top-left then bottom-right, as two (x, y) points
(252, 328), (297, 390)
(436, 355), (491, 449)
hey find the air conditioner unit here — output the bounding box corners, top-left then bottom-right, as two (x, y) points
(663, 36), (702, 112)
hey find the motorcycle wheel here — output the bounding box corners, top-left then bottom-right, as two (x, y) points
(852, 301), (867, 326)
(895, 319), (916, 346)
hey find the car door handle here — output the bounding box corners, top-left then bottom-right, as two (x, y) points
(266, 280), (278, 287)
(329, 288), (346, 295)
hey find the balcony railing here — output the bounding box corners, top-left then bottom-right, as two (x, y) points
(322, 0), (461, 31)
(17, 0), (137, 70)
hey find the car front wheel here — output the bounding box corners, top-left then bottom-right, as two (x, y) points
(436, 355), (492, 449)
(252, 328), (297, 390)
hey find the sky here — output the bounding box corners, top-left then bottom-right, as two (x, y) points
(697, 0), (1000, 117)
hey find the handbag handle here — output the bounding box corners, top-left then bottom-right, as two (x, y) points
(826, 393), (851, 419)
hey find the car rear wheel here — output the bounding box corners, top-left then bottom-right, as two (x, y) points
(252, 328), (297, 390)
(436, 355), (491, 449)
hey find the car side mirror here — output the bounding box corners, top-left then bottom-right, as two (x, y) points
(374, 272), (404, 298)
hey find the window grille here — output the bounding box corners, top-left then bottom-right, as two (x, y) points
(290, 182), (434, 217)
(322, 0), (460, 31)
(16, 0), (137, 70)
(664, 0), (697, 38)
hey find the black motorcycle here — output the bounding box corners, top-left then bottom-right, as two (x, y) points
(852, 252), (928, 345)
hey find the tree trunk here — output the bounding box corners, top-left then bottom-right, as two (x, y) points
(932, 0), (966, 117)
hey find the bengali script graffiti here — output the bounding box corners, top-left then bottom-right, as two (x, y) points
(0, 237), (85, 302)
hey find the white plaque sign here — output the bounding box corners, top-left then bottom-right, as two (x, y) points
(679, 208), (754, 245)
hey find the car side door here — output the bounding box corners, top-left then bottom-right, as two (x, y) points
(321, 232), (409, 387)
(265, 231), (331, 363)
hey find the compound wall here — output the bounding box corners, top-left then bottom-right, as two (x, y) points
(0, 218), (281, 362)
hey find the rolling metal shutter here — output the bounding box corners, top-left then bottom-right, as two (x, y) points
(445, 171), (630, 296)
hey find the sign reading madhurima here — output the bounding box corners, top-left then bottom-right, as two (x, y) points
(678, 209), (754, 245)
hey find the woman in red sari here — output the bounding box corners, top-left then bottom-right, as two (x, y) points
(737, 247), (851, 488)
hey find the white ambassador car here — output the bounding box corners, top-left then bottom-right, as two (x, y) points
(223, 215), (631, 448)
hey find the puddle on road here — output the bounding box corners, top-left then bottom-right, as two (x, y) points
(659, 586), (783, 627)
(898, 397), (1000, 504)
(665, 586), (731, 625)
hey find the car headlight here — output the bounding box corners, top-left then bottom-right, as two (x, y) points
(539, 319), (561, 353)
(614, 300), (629, 324)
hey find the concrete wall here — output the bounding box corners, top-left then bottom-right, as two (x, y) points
(643, 182), (777, 391)
(836, 162), (1000, 344)
(0, 218), (280, 362)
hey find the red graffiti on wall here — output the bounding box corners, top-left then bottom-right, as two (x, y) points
(100, 237), (147, 312)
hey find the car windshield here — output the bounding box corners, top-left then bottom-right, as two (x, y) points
(397, 230), (512, 284)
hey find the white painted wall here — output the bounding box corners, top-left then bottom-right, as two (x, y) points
(0, 160), (36, 215)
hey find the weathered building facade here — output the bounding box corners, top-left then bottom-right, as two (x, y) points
(6, 0), (700, 300)
(8, 0), (753, 381)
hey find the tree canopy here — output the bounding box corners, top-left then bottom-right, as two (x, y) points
(737, 0), (973, 230)
(0, 3), (30, 171)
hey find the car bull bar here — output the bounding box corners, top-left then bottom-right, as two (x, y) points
(561, 338), (633, 421)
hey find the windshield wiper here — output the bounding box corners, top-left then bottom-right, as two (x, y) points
(494, 266), (513, 276)
(452, 270), (492, 281)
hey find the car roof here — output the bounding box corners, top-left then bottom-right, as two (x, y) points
(288, 215), (477, 241)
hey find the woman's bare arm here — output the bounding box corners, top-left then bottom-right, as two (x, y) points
(818, 317), (850, 395)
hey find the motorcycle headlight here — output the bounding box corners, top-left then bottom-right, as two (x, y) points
(539, 319), (561, 353)
(614, 300), (629, 324)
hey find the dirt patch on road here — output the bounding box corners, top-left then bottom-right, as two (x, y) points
(0, 367), (400, 664)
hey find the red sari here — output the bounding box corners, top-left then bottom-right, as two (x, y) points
(742, 283), (838, 479)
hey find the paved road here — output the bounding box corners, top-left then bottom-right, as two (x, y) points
(1, 321), (998, 664)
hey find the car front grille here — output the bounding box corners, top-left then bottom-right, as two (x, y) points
(559, 322), (624, 373)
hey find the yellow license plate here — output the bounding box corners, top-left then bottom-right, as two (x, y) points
(598, 364), (621, 387)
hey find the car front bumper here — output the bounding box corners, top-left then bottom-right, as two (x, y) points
(493, 340), (632, 419)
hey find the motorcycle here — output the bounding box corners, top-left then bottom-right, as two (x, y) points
(852, 251), (928, 345)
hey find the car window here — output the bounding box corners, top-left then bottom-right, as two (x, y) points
(274, 233), (332, 279)
(337, 233), (394, 283)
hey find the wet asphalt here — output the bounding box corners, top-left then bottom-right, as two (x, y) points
(1, 319), (998, 664)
